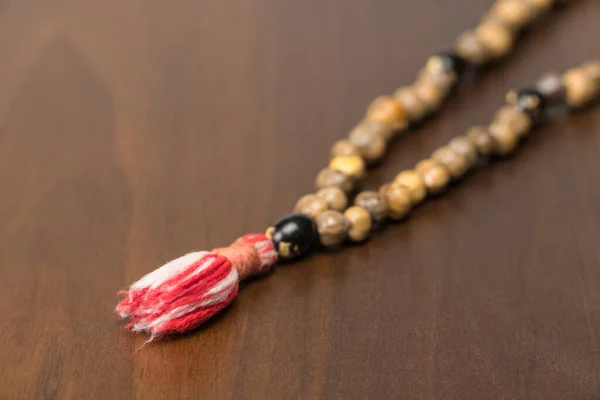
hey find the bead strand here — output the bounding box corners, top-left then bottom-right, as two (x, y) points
(305, 0), (562, 236)
(267, 61), (599, 259)
(274, 0), (565, 258)
(115, 3), (595, 339)
(314, 0), (563, 199)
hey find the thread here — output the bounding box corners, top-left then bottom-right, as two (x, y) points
(214, 234), (278, 279)
(116, 234), (277, 339)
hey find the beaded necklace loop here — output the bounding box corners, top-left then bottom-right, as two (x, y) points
(115, 0), (600, 339)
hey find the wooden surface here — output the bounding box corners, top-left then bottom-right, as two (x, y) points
(1, 1), (600, 399)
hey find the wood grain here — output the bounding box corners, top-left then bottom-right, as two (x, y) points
(1, 1), (599, 399)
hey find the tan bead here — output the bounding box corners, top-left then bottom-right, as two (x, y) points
(563, 67), (598, 108)
(354, 190), (388, 223)
(344, 206), (372, 242)
(524, 0), (553, 12)
(348, 120), (388, 163)
(431, 146), (469, 180)
(393, 86), (428, 121)
(494, 105), (532, 136)
(383, 184), (412, 220)
(329, 155), (366, 180)
(418, 68), (455, 93)
(393, 170), (427, 204)
(330, 139), (360, 158)
(455, 30), (490, 65)
(415, 159), (450, 195)
(316, 186), (348, 212)
(415, 159), (438, 174)
(315, 168), (354, 193)
(379, 183), (392, 198)
(448, 136), (478, 166)
(365, 96), (408, 132)
(414, 79), (447, 112)
(294, 194), (328, 218)
(475, 21), (514, 59)
(467, 126), (495, 156)
(490, 0), (534, 30)
(489, 122), (519, 155)
(355, 119), (396, 142)
(315, 210), (348, 247)
(466, 126), (495, 156)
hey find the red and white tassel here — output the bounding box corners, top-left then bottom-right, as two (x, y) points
(116, 234), (277, 339)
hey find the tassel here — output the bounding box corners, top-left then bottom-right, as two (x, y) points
(116, 234), (277, 339)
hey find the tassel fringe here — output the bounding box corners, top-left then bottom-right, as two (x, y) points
(116, 234), (277, 339)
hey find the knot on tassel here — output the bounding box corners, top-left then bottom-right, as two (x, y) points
(116, 234), (277, 339)
(213, 233), (278, 279)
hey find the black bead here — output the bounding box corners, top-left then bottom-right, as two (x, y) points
(267, 213), (318, 260)
(428, 51), (468, 82)
(506, 88), (547, 122)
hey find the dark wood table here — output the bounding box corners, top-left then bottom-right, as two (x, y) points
(1, 1), (599, 398)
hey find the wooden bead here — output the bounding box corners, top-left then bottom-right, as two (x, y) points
(294, 194), (328, 218)
(344, 206), (372, 242)
(365, 96), (408, 132)
(393, 86), (428, 121)
(455, 30), (490, 65)
(348, 121), (388, 163)
(475, 21), (514, 59)
(315, 210), (349, 247)
(415, 159), (450, 194)
(316, 186), (348, 212)
(354, 190), (388, 223)
(379, 183), (392, 198)
(448, 136), (478, 166)
(330, 139), (360, 158)
(267, 213), (318, 260)
(418, 69), (455, 94)
(488, 122), (519, 155)
(494, 105), (532, 136)
(329, 155), (366, 180)
(383, 184), (412, 220)
(490, 0), (534, 30)
(315, 168), (354, 193)
(393, 170), (427, 204)
(415, 159), (442, 174)
(466, 126), (495, 156)
(360, 119), (395, 142)
(563, 67), (598, 108)
(431, 146), (469, 180)
(414, 78), (447, 112)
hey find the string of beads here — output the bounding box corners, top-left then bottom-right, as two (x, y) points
(115, 0), (600, 339)
(268, 62), (600, 261)
(313, 0), (566, 199)
(270, 0), (575, 260)
(117, 61), (598, 338)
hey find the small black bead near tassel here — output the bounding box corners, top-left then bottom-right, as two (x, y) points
(266, 213), (318, 260)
